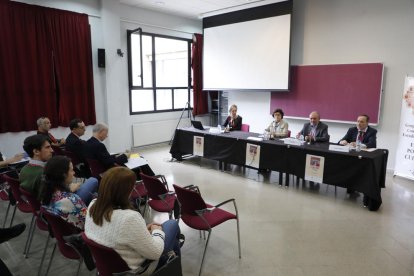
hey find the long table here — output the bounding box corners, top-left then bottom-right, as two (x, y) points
(170, 127), (389, 211)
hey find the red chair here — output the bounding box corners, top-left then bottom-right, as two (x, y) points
(129, 180), (148, 215)
(287, 130), (291, 137)
(19, 188), (50, 259)
(64, 150), (90, 179)
(40, 207), (83, 276)
(173, 184), (241, 276)
(140, 173), (176, 219)
(241, 124), (250, 132)
(86, 158), (106, 179)
(0, 174), (13, 227)
(81, 232), (131, 275)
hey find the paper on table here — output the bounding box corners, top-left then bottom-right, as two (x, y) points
(247, 137), (263, 141)
(363, 148), (378, 152)
(125, 157), (147, 169)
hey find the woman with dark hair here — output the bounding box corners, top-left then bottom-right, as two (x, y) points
(85, 167), (181, 275)
(42, 156), (90, 230)
(265, 108), (289, 138)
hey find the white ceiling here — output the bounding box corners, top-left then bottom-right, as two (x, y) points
(119, 0), (284, 20)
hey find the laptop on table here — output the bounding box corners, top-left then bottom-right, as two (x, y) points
(191, 120), (209, 131)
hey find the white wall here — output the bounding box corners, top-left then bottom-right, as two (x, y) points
(230, 0), (414, 170)
(1, 0), (412, 171)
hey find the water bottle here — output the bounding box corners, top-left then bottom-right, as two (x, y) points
(356, 140), (361, 152)
(217, 125), (221, 131)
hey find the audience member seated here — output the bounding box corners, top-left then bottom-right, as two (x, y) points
(66, 118), (90, 177)
(0, 223), (26, 276)
(339, 114), (377, 148)
(265, 108), (289, 138)
(85, 123), (129, 170)
(20, 135), (98, 203)
(20, 135), (54, 200)
(85, 123), (155, 179)
(0, 152), (24, 168)
(223, 104), (242, 131)
(85, 167), (182, 274)
(296, 111), (330, 143)
(41, 156), (93, 230)
(36, 117), (65, 147)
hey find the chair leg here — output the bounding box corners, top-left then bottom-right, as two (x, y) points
(45, 242), (57, 276)
(9, 205), (17, 227)
(236, 217), (241, 259)
(2, 201), (11, 228)
(199, 229), (212, 276)
(37, 235), (51, 276)
(23, 215), (35, 257)
(76, 258), (83, 276)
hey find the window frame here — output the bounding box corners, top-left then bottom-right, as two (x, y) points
(127, 30), (192, 115)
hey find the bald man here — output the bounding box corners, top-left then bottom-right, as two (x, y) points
(297, 111), (330, 143)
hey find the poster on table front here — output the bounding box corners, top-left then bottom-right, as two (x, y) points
(193, 136), (204, 157)
(394, 76), (414, 180)
(245, 143), (261, 168)
(304, 154), (325, 183)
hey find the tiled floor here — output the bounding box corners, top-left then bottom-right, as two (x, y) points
(1, 143), (414, 275)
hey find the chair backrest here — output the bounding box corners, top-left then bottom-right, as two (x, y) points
(287, 130), (291, 137)
(64, 150), (83, 168)
(241, 124), (250, 132)
(86, 158), (106, 179)
(173, 184), (207, 216)
(40, 207), (81, 259)
(81, 232), (130, 275)
(3, 174), (24, 204)
(0, 174), (10, 201)
(140, 173), (168, 200)
(51, 145), (65, 156)
(19, 187), (41, 214)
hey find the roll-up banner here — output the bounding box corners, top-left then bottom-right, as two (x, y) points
(394, 76), (414, 180)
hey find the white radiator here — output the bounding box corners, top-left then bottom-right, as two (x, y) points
(132, 118), (191, 147)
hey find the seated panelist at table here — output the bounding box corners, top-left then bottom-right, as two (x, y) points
(296, 111), (329, 143)
(223, 104), (242, 131)
(339, 114), (377, 148)
(265, 108), (289, 138)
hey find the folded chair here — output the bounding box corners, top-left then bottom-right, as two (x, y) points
(173, 184), (241, 276)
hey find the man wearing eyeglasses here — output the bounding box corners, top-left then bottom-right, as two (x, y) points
(66, 118), (90, 177)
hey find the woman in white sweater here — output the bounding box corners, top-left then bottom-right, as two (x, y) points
(85, 167), (181, 275)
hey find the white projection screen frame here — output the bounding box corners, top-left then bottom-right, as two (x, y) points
(202, 1), (292, 91)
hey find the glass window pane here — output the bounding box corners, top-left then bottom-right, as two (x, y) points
(142, 35), (153, 88)
(155, 37), (188, 87)
(131, 34), (142, 86)
(156, 89), (172, 110)
(174, 89), (189, 109)
(131, 90), (154, 112)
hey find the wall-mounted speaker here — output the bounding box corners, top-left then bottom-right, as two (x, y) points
(97, 48), (105, 68)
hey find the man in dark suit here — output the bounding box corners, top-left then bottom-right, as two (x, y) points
(84, 123), (129, 169)
(339, 114), (377, 148)
(66, 118), (90, 177)
(84, 123), (155, 178)
(339, 114), (377, 199)
(297, 111), (330, 143)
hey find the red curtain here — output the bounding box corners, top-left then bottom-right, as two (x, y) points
(191, 33), (208, 116)
(47, 9), (96, 125)
(0, 1), (96, 133)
